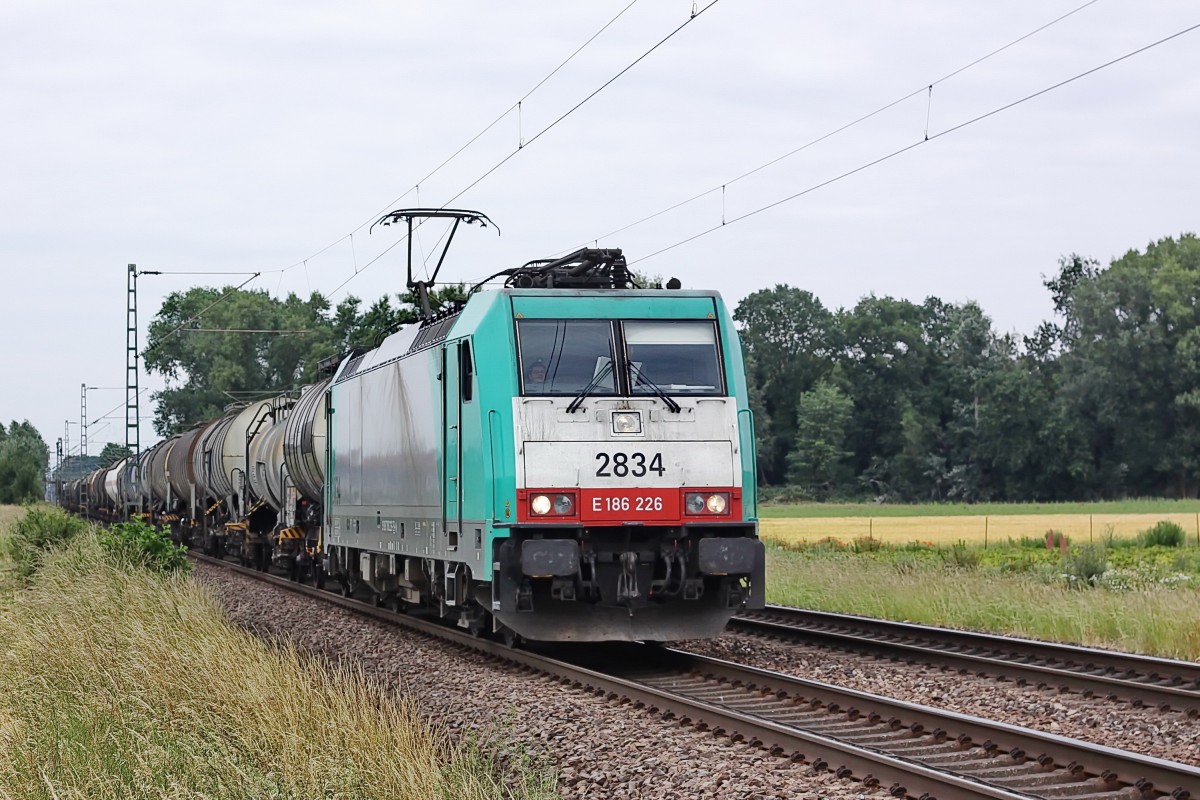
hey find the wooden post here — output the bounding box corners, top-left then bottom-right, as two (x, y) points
(1090, 514), (1093, 544)
(984, 515), (988, 549)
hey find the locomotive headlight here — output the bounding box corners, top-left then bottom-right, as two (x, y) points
(553, 494), (575, 515)
(685, 491), (731, 516)
(612, 411), (642, 434)
(705, 493), (728, 515)
(530, 494), (553, 516)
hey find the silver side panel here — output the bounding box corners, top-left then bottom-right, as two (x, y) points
(330, 332), (465, 564)
(359, 358), (439, 508)
(328, 512), (487, 577)
(330, 353), (438, 510)
(342, 378), (363, 505)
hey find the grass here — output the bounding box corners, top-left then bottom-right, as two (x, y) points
(0, 505), (24, 604)
(764, 539), (1200, 660)
(0, 532), (556, 800)
(0, 504), (23, 531)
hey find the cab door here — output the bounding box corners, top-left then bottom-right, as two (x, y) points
(442, 343), (463, 550)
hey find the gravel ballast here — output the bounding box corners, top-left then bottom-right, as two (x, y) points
(197, 564), (874, 800)
(197, 564), (1197, 798)
(676, 632), (1200, 766)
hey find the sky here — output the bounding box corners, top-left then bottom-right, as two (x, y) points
(1, 0), (1197, 457)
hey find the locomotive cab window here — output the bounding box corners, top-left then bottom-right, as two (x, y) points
(623, 320), (724, 395)
(517, 320), (618, 396)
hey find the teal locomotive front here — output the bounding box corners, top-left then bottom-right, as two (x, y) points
(324, 283), (763, 642)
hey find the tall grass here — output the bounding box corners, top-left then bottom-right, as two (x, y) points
(765, 545), (1200, 660)
(0, 503), (24, 532)
(4, 504), (89, 577)
(0, 504), (24, 604)
(0, 534), (555, 799)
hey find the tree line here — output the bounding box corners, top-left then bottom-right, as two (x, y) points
(137, 233), (1199, 503)
(740, 233), (1200, 501)
(143, 285), (463, 436)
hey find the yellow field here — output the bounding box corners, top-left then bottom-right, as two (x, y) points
(761, 512), (1200, 546)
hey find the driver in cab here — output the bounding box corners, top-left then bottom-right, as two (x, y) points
(524, 360), (548, 390)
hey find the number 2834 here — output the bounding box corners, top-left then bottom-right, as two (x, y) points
(594, 452), (665, 478)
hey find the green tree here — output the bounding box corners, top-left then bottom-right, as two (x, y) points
(339, 285), (466, 349)
(785, 381), (854, 497)
(733, 286), (835, 483)
(144, 287), (341, 435)
(144, 284), (467, 435)
(98, 443), (132, 467)
(0, 421), (50, 503)
(1052, 234), (1200, 496)
(835, 295), (937, 497)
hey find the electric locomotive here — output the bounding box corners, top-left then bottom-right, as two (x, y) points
(321, 209), (764, 642)
(60, 208), (764, 643)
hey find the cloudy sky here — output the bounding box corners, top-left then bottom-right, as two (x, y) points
(1, 0), (1197, 456)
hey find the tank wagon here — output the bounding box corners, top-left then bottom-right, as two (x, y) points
(63, 209), (764, 642)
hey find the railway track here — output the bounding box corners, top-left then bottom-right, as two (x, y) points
(732, 607), (1200, 716)
(193, 554), (1200, 800)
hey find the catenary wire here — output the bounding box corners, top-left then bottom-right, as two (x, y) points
(325, 0), (723, 301)
(273, 0), (643, 279)
(627, 21), (1200, 267)
(556, 0), (1104, 256)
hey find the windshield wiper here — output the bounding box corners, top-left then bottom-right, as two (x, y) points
(567, 361), (614, 414)
(629, 363), (682, 413)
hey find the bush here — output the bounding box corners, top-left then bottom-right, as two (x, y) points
(1138, 520), (1186, 548)
(99, 520), (191, 575)
(851, 535), (882, 553)
(1062, 544), (1108, 588)
(939, 540), (980, 570)
(6, 506), (88, 577)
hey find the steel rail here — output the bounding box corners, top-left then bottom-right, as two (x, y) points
(732, 606), (1200, 715)
(191, 554), (1200, 800)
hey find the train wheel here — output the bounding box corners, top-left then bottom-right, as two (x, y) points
(339, 579), (354, 598)
(313, 565), (326, 590)
(501, 627), (523, 649)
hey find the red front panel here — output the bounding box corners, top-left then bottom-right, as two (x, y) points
(580, 487), (681, 523)
(517, 487), (743, 525)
